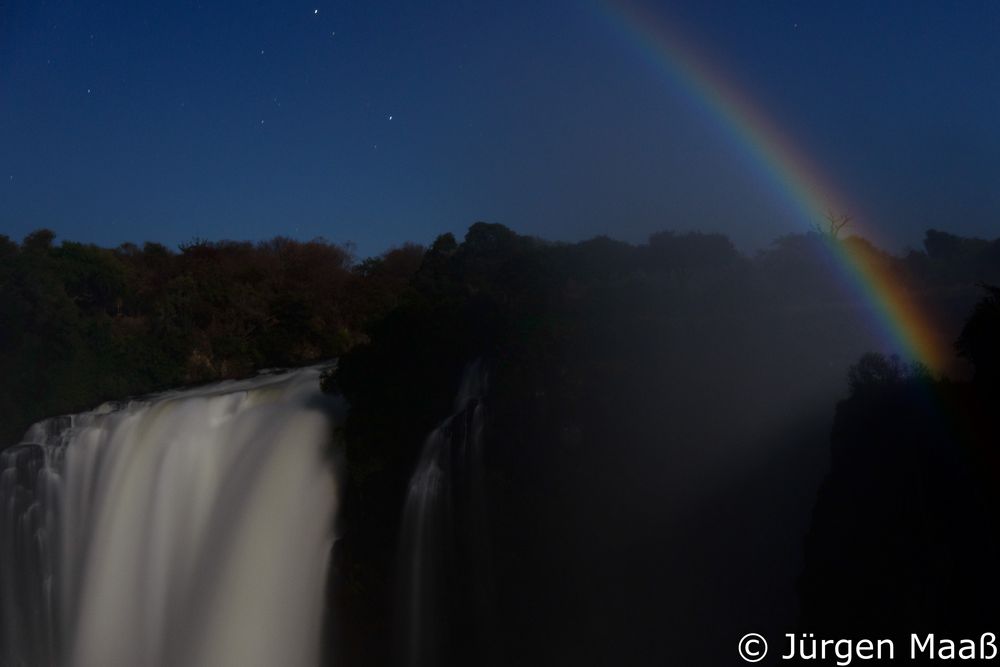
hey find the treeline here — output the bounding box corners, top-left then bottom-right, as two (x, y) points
(5, 224), (996, 450)
(0, 229), (422, 444)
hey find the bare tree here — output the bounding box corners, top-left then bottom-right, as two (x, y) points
(815, 210), (852, 239)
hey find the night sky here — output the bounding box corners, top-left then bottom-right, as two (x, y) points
(2, 0), (999, 257)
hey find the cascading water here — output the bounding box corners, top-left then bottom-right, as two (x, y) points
(0, 366), (340, 667)
(396, 361), (494, 667)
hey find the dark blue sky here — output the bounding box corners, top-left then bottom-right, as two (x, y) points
(2, 0), (998, 257)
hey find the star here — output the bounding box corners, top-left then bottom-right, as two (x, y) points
(313, 9), (319, 14)
(388, 115), (393, 120)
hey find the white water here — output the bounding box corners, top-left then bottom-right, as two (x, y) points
(0, 366), (341, 667)
(397, 361), (493, 667)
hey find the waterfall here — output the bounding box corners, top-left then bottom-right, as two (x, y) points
(396, 361), (494, 667)
(0, 366), (340, 667)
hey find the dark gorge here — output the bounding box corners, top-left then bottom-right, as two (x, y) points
(2, 225), (1000, 666)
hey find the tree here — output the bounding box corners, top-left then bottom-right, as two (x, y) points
(815, 210), (852, 239)
(956, 284), (1000, 389)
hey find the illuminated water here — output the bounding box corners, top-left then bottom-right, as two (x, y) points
(397, 361), (493, 667)
(0, 367), (340, 667)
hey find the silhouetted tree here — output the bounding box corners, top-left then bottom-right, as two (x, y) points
(815, 210), (851, 239)
(956, 284), (1000, 390)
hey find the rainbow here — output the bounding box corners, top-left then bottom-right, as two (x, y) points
(599, 0), (949, 371)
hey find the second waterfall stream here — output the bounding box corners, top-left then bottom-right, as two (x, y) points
(396, 361), (495, 667)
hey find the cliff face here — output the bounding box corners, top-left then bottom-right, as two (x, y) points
(799, 365), (1000, 638)
(325, 227), (999, 666)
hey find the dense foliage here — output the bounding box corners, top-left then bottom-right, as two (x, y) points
(0, 231), (422, 445)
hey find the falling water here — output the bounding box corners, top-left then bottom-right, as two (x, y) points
(0, 366), (340, 667)
(397, 361), (494, 667)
